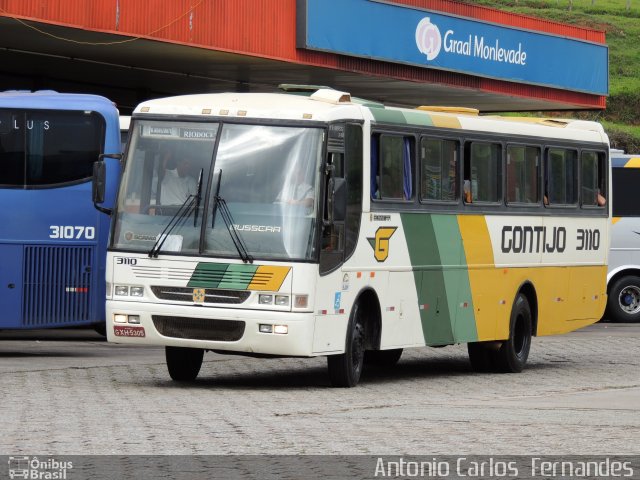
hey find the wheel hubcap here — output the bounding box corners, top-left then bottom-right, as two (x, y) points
(619, 286), (640, 314)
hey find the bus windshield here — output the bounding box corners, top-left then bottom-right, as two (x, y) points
(112, 120), (324, 261)
(0, 109), (105, 187)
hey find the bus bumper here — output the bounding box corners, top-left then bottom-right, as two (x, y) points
(106, 300), (317, 357)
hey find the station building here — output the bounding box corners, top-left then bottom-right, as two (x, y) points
(0, 0), (608, 113)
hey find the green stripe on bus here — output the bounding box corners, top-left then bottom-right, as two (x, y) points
(401, 111), (434, 127)
(369, 107), (409, 124)
(443, 216), (477, 343)
(187, 263), (229, 288)
(218, 264), (260, 289)
(370, 107), (434, 126)
(401, 214), (478, 344)
(401, 213), (454, 345)
(188, 263), (259, 289)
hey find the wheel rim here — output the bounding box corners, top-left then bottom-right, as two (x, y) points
(618, 285), (640, 314)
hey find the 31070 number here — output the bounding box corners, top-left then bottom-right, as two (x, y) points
(49, 226), (96, 240)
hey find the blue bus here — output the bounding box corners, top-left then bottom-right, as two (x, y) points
(0, 91), (121, 330)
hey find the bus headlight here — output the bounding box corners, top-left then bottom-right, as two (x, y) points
(275, 295), (289, 306)
(115, 285), (129, 296)
(130, 286), (144, 297)
(115, 285), (144, 297)
(259, 294), (273, 305)
(114, 314), (128, 323)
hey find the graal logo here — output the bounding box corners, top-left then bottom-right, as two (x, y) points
(415, 17), (442, 61)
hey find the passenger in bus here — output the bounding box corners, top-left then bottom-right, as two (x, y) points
(463, 179), (472, 203)
(597, 189), (606, 206)
(160, 154), (197, 205)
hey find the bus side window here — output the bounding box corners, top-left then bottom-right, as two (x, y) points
(546, 148), (578, 206)
(506, 145), (539, 205)
(581, 150), (606, 207)
(420, 138), (458, 202)
(464, 141), (501, 203)
(371, 134), (414, 201)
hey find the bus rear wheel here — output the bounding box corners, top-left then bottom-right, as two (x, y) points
(165, 346), (204, 381)
(493, 293), (532, 373)
(327, 301), (366, 387)
(607, 275), (640, 323)
(467, 293), (532, 373)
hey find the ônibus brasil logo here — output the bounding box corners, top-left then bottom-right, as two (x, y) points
(415, 17), (442, 61)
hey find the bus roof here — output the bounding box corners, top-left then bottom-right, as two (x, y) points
(0, 90), (117, 114)
(132, 89), (608, 144)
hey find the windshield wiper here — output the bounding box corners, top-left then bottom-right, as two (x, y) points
(210, 169), (253, 264)
(148, 169), (205, 258)
(148, 195), (197, 258)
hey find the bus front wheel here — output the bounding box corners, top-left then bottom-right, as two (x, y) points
(327, 302), (366, 387)
(165, 346), (204, 381)
(607, 275), (640, 323)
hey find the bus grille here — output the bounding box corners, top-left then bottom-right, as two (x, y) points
(152, 315), (245, 341)
(23, 245), (94, 326)
(150, 286), (251, 304)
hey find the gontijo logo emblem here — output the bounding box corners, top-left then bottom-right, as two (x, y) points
(415, 17), (442, 61)
(368, 227), (397, 262)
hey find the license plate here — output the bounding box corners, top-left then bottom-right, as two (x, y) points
(113, 325), (146, 337)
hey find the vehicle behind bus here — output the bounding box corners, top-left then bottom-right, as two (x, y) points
(0, 91), (121, 330)
(606, 151), (640, 322)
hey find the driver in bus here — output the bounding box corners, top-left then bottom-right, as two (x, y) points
(160, 152), (197, 205)
(276, 165), (314, 210)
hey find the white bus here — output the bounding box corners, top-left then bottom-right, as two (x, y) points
(96, 87), (610, 387)
(606, 150), (640, 322)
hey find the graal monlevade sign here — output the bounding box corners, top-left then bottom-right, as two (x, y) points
(297, 0), (608, 95)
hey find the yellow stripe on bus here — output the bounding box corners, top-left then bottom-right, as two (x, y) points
(429, 114), (462, 129)
(624, 157), (640, 168)
(457, 215), (502, 341)
(247, 266), (291, 291)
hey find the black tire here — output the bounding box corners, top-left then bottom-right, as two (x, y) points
(467, 341), (498, 373)
(364, 348), (403, 367)
(492, 293), (532, 373)
(327, 301), (366, 387)
(165, 346), (204, 381)
(607, 275), (640, 323)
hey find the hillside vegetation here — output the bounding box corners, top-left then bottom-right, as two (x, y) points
(465, 0), (640, 152)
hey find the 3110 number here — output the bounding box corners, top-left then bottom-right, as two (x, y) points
(49, 226), (96, 240)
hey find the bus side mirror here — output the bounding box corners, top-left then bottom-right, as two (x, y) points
(92, 161), (111, 215)
(328, 177), (347, 224)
